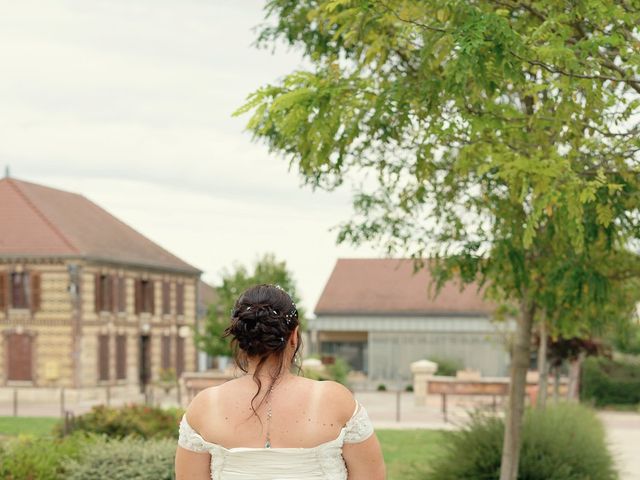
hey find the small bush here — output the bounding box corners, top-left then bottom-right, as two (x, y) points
(303, 356), (351, 385)
(581, 356), (640, 406)
(0, 432), (90, 480)
(377, 383), (387, 391)
(58, 404), (184, 439)
(327, 357), (351, 385)
(429, 356), (464, 377)
(428, 403), (617, 480)
(65, 436), (176, 480)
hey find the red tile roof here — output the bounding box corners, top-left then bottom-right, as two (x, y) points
(0, 177), (199, 274)
(315, 258), (492, 316)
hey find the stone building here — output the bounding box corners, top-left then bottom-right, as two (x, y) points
(0, 177), (201, 402)
(312, 258), (512, 384)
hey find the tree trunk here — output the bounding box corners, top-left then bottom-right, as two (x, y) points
(567, 352), (586, 402)
(537, 319), (548, 410)
(553, 367), (560, 403)
(499, 298), (535, 480)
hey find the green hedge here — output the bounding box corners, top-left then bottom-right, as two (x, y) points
(57, 404), (184, 439)
(428, 403), (617, 480)
(65, 437), (176, 480)
(0, 432), (89, 480)
(0, 433), (176, 480)
(581, 356), (640, 406)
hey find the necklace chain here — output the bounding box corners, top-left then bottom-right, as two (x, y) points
(264, 385), (274, 448)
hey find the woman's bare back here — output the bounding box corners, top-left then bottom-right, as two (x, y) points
(186, 375), (355, 449)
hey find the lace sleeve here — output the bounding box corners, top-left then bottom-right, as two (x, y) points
(178, 415), (211, 453)
(343, 402), (374, 444)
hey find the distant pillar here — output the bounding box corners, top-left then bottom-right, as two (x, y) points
(411, 359), (438, 406)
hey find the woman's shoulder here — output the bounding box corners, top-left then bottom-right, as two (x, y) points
(183, 383), (227, 429)
(297, 377), (356, 423)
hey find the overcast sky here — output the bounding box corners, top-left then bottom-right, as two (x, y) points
(0, 0), (379, 313)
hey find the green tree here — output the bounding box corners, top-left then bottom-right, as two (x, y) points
(536, 268), (640, 408)
(196, 253), (305, 359)
(236, 2), (640, 478)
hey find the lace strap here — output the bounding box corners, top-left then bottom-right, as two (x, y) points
(343, 402), (374, 444)
(178, 414), (212, 453)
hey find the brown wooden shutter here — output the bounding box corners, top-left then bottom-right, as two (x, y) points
(118, 277), (126, 312)
(176, 336), (185, 377)
(94, 274), (101, 313)
(106, 276), (112, 312)
(11, 272), (28, 309)
(8, 333), (33, 381)
(176, 283), (184, 316)
(0, 272), (7, 310)
(134, 279), (142, 315)
(162, 281), (170, 315)
(161, 336), (171, 370)
(149, 281), (155, 314)
(110, 276), (118, 313)
(116, 335), (127, 380)
(98, 334), (110, 381)
(30, 272), (41, 313)
(140, 334), (152, 386)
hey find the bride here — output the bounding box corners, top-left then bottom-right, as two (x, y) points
(175, 284), (385, 480)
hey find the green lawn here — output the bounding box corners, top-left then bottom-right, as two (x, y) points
(0, 416), (59, 437)
(377, 429), (450, 480)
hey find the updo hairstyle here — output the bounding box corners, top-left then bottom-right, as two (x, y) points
(224, 284), (301, 412)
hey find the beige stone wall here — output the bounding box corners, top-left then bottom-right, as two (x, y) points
(0, 263), (72, 321)
(1, 261), (199, 390)
(0, 323), (74, 387)
(0, 262), (75, 387)
(79, 266), (198, 386)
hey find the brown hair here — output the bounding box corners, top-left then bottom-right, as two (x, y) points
(224, 284), (301, 415)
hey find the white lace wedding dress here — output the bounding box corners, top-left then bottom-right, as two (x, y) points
(178, 402), (374, 480)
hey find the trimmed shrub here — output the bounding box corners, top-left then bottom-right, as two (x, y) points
(429, 356), (464, 377)
(65, 436), (176, 480)
(57, 404), (184, 439)
(0, 432), (89, 480)
(428, 403), (617, 480)
(581, 356), (640, 406)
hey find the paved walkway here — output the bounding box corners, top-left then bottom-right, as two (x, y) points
(598, 412), (640, 480)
